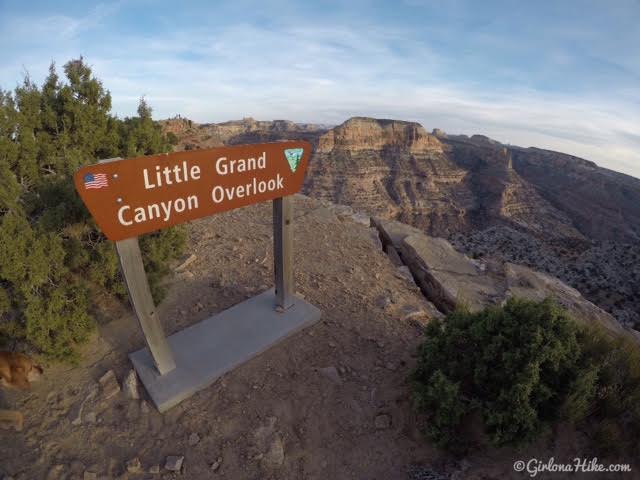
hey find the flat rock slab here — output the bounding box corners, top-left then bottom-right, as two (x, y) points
(130, 289), (321, 412)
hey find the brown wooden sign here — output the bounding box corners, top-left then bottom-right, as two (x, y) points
(74, 141), (311, 241)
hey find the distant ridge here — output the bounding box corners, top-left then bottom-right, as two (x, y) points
(161, 115), (640, 328)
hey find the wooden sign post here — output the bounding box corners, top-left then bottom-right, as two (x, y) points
(273, 196), (294, 310)
(115, 237), (176, 375)
(79, 143), (320, 412)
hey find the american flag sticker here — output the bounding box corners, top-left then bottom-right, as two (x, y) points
(84, 173), (109, 190)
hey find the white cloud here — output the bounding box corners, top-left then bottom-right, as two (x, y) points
(0, 5), (638, 178)
(0, 2), (121, 42)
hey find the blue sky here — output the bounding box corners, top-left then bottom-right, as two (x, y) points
(1, 0), (639, 177)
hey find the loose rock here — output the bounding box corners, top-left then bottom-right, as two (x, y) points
(395, 265), (416, 284)
(318, 366), (342, 384)
(69, 385), (98, 426)
(178, 269), (195, 280)
(175, 253), (197, 272)
(126, 457), (142, 474)
(164, 455), (184, 472)
(263, 436), (285, 467)
(98, 370), (120, 400)
(374, 414), (392, 430)
(45, 464), (65, 480)
(210, 457), (222, 471)
(188, 432), (200, 446)
(122, 369), (140, 400)
(375, 296), (392, 309)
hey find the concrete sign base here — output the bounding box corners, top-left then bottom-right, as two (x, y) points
(130, 289), (321, 412)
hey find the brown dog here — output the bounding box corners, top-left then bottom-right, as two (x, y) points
(0, 351), (43, 390)
(0, 351), (42, 431)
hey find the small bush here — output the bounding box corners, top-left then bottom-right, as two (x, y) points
(412, 297), (640, 456)
(412, 298), (581, 448)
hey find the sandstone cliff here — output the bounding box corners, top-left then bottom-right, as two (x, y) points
(444, 136), (585, 240)
(305, 117), (471, 234)
(160, 117), (327, 151)
(304, 118), (593, 243)
(161, 115), (640, 328)
(509, 147), (640, 241)
(316, 117), (442, 154)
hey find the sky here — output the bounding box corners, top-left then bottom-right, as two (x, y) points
(1, 0), (639, 178)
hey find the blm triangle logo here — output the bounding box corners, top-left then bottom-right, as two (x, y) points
(284, 148), (303, 173)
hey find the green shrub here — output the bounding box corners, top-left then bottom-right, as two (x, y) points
(412, 298), (640, 456)
(165, 132), (179, 146)
(140, 227), (187, 303)
(413, 370), (466, 448)
(412, 298), (582, 448)
(0, 58), (185, 360)
(576, 325), (640, 456)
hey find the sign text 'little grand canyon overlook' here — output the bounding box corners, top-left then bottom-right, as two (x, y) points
(74, 141), (311, 241)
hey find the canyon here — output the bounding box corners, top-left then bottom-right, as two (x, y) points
(160, 116), (640, 329)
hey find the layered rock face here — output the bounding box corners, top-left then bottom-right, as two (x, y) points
(162, 115), (640, 328)
(444, 137), (585, 240)
(160, 117), (327, 151)
(305, 118), (473, 235)
(304, 118), (600, 242)
(302, 118), (640, 327)
(509, 147), (640, 241)
(162, 115), (640, 244)
(316, 117), (442, 154)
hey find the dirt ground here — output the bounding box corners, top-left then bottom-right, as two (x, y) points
(1, 196), (637, 480)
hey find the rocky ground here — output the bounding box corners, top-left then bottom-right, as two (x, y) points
(450, 226), (640, 329)
(4, 196), (636, 480)
(0, 196), (442, 480)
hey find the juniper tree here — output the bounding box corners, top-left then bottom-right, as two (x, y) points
(0, 58), (185, 360)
